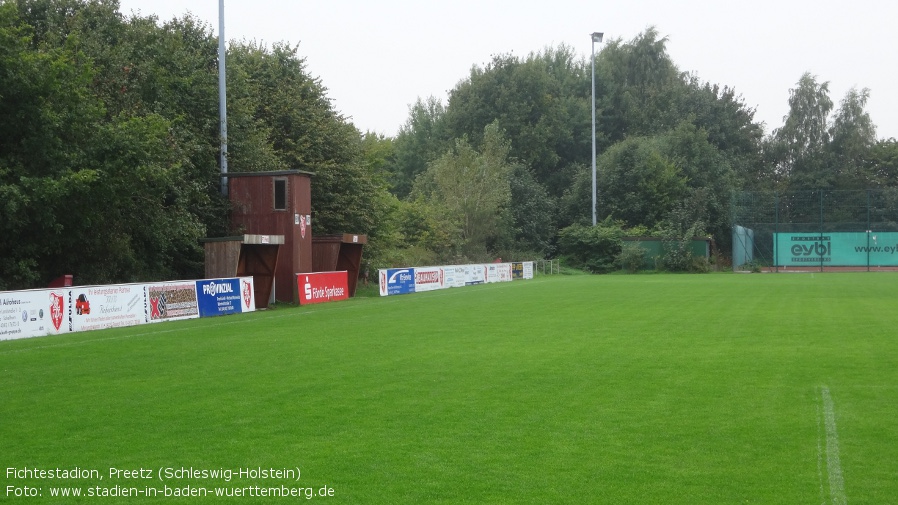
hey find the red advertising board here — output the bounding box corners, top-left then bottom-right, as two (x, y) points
(297, 271), (349, 305)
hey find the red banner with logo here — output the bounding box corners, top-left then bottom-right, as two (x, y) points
(297, 271), (349, 305)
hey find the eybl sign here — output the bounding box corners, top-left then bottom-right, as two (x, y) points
(774, 232), (898, 266)
(787, 235), (832, 263)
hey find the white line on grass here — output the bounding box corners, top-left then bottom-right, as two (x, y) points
(816, 390), (826, 505)
(818, 385), (846, 505)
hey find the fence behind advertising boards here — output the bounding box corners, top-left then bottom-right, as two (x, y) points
(732, 189), (898, 271)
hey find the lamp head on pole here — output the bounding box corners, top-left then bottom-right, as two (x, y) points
(591, 32), (603, 43)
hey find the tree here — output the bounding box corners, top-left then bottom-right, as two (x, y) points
(869, 139), (898, 187)
(443, 46), (591, 197)
(509, 165), (557, 255)
(72, 7), (229, 239)
(2, 0), (391, 287)
(412, 122), (514, 258)
(0, 0), (105, 287)
(828, 87), (877, 189)
(71, 113), (208, 282)
(661, 122), (735, 248)
(588, 135), (687, 229)
(389, 96), (447, 198)
(225, 41), (390, 241)
(596, 27), (687, 141)
(681, 76), (766, 190)
(771, 72), (834, 189)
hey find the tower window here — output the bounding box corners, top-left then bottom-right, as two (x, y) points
(273, 178), (287, 211)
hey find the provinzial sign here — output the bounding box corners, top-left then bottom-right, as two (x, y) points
(196, 278), (243, 317)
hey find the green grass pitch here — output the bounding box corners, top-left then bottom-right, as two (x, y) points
(3, 273), (898, 503)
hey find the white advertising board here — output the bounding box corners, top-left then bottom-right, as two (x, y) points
(485, 264), (500, 283)
(523, 261), (534, 279)
(465, 265), (486, 285)
(1, 277), (255, 341)
(68, 284), (147, 333)
(444, 265), (466, 288)
(496, 263), (513, 282)
(414, 267), (445, 293)
(0, 289), (70, 340)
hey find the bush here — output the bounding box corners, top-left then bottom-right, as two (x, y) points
(690, 256), (711, 273)
(557, 219), (626, 273)
(660, 238), (694, 272)
(376, 246), (440, 268)
(617, 242), (647, 273)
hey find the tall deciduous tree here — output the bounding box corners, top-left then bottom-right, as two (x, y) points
(509, 164), (557, 255)
(771, 72), (834, 188)
(869, 139), (898, 187)
(412, 122), (514, 258)
(390, 96), (447, 198)
(681, 76), (766, 190)
(0, 0), (104, 287)
(444, 45), (590, 197)
(596, 27), (686, 141)
(828, 87), (877, 189)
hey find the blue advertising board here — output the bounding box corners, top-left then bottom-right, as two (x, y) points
(196, 278), (243, 317)
(379, 268), (416, 296)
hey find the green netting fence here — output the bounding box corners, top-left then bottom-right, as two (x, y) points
(732, 190), (898, 271)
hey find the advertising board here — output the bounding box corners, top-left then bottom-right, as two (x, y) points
(196, 278), (243, 317)
(414, 267), (445, 293)
(486, 264), (500, 283)
(377, 261), (534, 297)
(145, 281), (200, 323)
(1, 277), (255, 340)
(68, 284), (147, 333)
(512, 262), (535, 280)
(496, 263), (513, 282)
(379, 268), (416, 296)
(522, 261), (534, 279)
(444, 265), (467, 288)
(238, 277), (256, 313)
(0, 289), (69, 340)
(298, 271), (349, 305)
(465, 265), (486, 286)
(774, 232), (898, 266)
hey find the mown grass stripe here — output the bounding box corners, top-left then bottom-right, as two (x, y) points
(2, 273), (897, 504)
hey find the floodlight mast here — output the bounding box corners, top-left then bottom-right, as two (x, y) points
(219, 0), (228, 196)
(591, 32), (603, 226)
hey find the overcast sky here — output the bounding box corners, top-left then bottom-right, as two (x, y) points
(116, 0), (897, 140)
